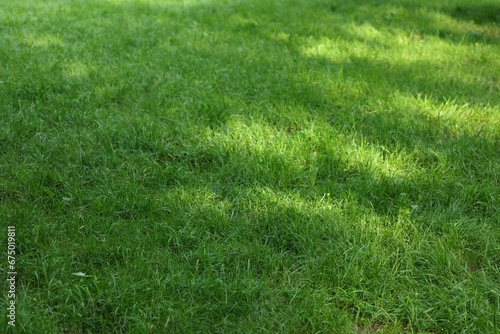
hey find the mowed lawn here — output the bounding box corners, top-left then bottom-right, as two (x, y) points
(0, 0), (499, 332)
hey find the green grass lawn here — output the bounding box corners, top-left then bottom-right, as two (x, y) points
(1, 0), (499, 332)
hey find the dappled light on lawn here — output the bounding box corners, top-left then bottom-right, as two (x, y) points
(0, 0), (498, 332)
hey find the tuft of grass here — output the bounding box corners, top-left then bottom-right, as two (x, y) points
(1, 0), (499, 332)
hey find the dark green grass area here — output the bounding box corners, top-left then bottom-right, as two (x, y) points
(1, 0), (499, 332)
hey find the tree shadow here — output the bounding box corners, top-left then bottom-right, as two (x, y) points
(7, 0), (498, 217)
(449, 3), (500, 25)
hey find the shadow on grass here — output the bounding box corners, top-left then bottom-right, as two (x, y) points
(97, 0), (498, 218)
(5, 0), (498, 243)
(449, 3), (500, 25)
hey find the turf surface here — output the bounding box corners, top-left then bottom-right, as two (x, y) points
(0, 0), (499, 332)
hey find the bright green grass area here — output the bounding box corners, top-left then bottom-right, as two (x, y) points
(1, 0), (499, 332)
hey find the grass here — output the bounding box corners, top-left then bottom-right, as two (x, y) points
(0, 0), (499, 332)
